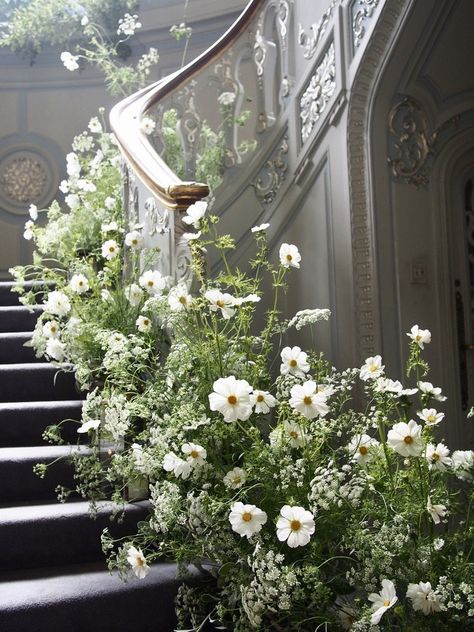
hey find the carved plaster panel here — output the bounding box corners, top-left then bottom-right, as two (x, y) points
(351, 0), (381, 51)
(300, 42), (336, 144)
(298, 0), (339, 60)
(144, 196), (171, 236)
(252, 134), (289, 204)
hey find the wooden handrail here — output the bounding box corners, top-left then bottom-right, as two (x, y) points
(110, 0), (264, 211)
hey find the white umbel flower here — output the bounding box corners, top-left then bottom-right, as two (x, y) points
(69, 273), (89, 294)
(125, 283), (144, 306)
(162, 452), (192, 480)
(65, 193), (80, 210)
(126, 545), (150, 579)
(208, 375), (253, 422)
(368, 579), (398, 625)
(359, 355), (384, 381)
(280, 346), (310, 377)
(77, 419), (101, 433)
(60, 51), (79, 71)
(279, 243), (301, 269)
(407, 324), (431, 349)
(205, 289), (235, 319)
(426, 497), (447, 524)
(182, 200), (207, 229)
(276, 505), (315, 548)
(181, 442), (207, 467)
(136, 315), (152, 333)
(348, 434), (379, 465)
(125, 230), (143, 249)
(425, 443), (451, 470)
(406, 581), (443, 615)
(387, 420), (423, 457)
(417, 408), (444, 426)
(101, 239), (119, 260)
(223, 467), (246, 489)
(229, 502), (267, 538)
(46, 338), (66, 362)
(289, 380), (329, 419)
(250, 390), (277, 414)
(139, 269), (166, 295)
(251, 222), (270, 233)
(43, 291), (71, 317)
(43, 320), (60, 339)
(168, 284), (192, 311)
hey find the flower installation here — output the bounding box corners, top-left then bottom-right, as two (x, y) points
(10, 116), (474, 632)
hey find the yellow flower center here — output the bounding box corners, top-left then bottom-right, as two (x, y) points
(257, 394), (264, 402)
(228, 395), (237, 405)
(147, 281), (154, 287)
(242, 512), (252, 522)
(383, 599), (391, 607)
(290, 430), (299, 439)
(369, 364), (378, 372)
(303, 396), (312, 405)
(432, 453), (440, 461)
(179, 296), (187, 304)
(359, 446), (368, 455)
(109, 246), (115, 252)
(286, 254), (292, 261)
(233, 477), (241, 485)
(136, 557), (145, 567)
(216, 300), (224, 307)
(290, 519), (301, 532)
(404, 435), (413, 444)
(427, 415), (435, 423)
(415, 335), (421, 341)
(289, 359), (298, 367)
(190, 450), (199, 459)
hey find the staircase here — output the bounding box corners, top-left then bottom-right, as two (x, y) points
(0, 282), (181, 632)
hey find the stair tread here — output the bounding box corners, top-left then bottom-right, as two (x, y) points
(0, 331), (34, 338)
(0, 444), (87, 461)
(0, 499), (149, 523)
(0, 399), (83, 410)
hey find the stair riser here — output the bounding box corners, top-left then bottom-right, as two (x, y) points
(0, 505), (148, 571)
(0, 282), (53, 307)
(0, 308), (41, 333)
(0, 366), (82, 402)
(0, 402), (84, 447)
(0, 334), (39, 363)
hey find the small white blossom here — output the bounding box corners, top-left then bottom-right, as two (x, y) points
(104, 197), (116, 210)
(23, 220), (34, 240)
(60, 51), (79, 71)
(387, 420), (423, 457)
(368, 579), (398, 625)
(251, 222), (270, 233)
(126, 545), (150, 579)
(28, 204), (38, 220)
(125, 283), (144, 306)
(168, 284), (192, 311)
(66, 152), (81, 177)
(125, 230), (143, 249)
(280, 346), (310, 377)
(101, 221), (119, 233)
(43, 320), (60, 339)
(69, 273), (89, 294)
(46, 338), (66, 362)
(101, 239), (119, 261)
(425, 443), (451, 470)
(279, 243), (301, 269)
(407, 324), (431, 349)
(426, 497), (447, 524)
(140, 117), (156, 135)
(283, 420), (306, 448)
(229, 502), (267, 538)
(163, 452), (191, 479)
(250, 390), (277, 414)
(77, 179), (96, 193)
(406, 581), (443, 615)
(417, 408), (444, 426)
(209, 375), (253, 423)
(289, 380), (329, 419)
(276, 505), (315, 548)
(43, 291), (71, 317)
(182, 442), (207, 467)
(348, 434), (379, 465)
(205, 289), (235, 319)
(288, 308), (331, 330)
(77, 419), (101, 434)
(88, 117), (102, 134)
(139, 269), (166, 295)
(359, 355), (384, 381)
(452, 450), (474, 480)
(136, 315), (152, 333)
(182, 201), (207, 229)
(223, 467), (246, 489)
(65, 193), (80, 210)
(418, 381), (447, 402)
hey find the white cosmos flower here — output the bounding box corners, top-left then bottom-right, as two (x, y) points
(232, 294), (261, 306)
(181, 442), (207, 467)
(46, 338), (66, 362)
(44, 291), (71, 317)
(374, 377), (418, 396)
(101, 239), (119, 260)
(163, 452), (192, 479)
(217, 91), (236, 106)
(425, 442), (451, 470)
(418, 381), (447, 402)
(88, 117), (102, 133)
(60, 51), (79, 71)
(229, 502), (267, 538)
(125, 283), (144, 306)
(426, 497), (447, 524)
(182, 231), (202, 241)
(139, 269), (166, 295)
(276, 505), (315, 548)
(77, 419), (101, 433)
(223, 467), (246, 489)
(251, 222), (270, 233)
(283, 420), (306, 448)
(43, 320), (60, 339)
(289, 380), (329, 419)
(182, 200), (207, 229)
(407, 324), (431, 349)
(205, 289), (235, 319)
(406, 581), (443, 615)
(279, 243), (301, 269)
(168, 284), (192, 311)
(348, 434), (379, 465)
(387, 420), (423, 457)
(28, 204), (38, 220)
(126, 545), (150, 579)
(250, 390), (277, 414)
(69, 273), (89, 294)
(452, 450), (474, 480)
(208, 375), (253, 422)
(280, 346), (310, 377)
(359, 355), (384, 381)
(23, 220), (34, 240)
(101, 221), (119, 232)
(417, 408), (444, 426)
(65, 193), (80, 210)
(125, 230), (143, 249)
(136, 315), (152, 333)
(66, 152), (81, 177)
(368, 579), (398, 625)
(140, 116), (156, 135)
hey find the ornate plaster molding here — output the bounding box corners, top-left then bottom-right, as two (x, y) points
(298, 0), (339, 60)
(252, 134), (289, 205)
(300, 42), (336, 144)
(351, 0), (381, 51)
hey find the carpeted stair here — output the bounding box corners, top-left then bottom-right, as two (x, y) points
(0, 282), (181, 632)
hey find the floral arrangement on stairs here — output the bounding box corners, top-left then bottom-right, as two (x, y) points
(10, 114), (474, 631)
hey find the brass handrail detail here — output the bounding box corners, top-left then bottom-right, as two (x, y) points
(110, 0), (264, 211)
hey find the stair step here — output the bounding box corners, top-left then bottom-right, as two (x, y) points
(0, 306), (42, 332)
(0, 281), (53, 307)
(0, 500), (149, 572)
(0, 445), (89, 504)
(0, 561), (187, 632)
(0, 331), (39, 363)
(0, 400), (84, 447)
(0, 364), (82, 402)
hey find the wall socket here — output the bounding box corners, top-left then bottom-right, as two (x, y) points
(410, 260), (428, 285)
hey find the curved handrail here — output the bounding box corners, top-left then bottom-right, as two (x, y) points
(110, 0), (264, 211)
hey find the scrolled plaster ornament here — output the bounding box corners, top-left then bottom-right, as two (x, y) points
(300, 42), (336, 144)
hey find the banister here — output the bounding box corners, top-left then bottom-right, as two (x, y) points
(110, 0), (265, 212)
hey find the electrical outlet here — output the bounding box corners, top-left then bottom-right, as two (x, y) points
(410, 261), (428, 285)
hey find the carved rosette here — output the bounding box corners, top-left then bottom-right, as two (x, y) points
(300, 42), (336, 144)
(352, 0), (380, 51)
(252, 135), (289, 205)
(0, 151), (49, 206)
(298, 0), (338, 60)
